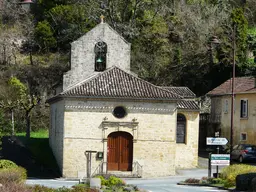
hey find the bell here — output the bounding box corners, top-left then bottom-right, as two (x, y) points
(96, 57), (103, 63)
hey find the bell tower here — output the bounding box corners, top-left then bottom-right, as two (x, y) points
(94, 41), (107, 72)
(63, 16), (131, 91)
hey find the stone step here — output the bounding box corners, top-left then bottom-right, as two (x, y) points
(106, 171), (141, 178)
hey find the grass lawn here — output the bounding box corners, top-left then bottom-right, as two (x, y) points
(16, 129), (49, 138)
(15, 129), (60, 177)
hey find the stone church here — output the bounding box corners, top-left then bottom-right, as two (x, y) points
(48, 18), (200, 178)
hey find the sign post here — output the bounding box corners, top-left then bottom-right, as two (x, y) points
(211, 154), (230, 166)
(206, 137), (229, 178)
(206, 137), (228, 145)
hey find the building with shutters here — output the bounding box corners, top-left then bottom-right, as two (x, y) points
(207, 77), (256, 146)
(47, 18), (200, 178)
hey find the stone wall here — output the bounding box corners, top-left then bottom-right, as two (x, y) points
(63, 23), (131, 90)
(175, 111), (199, 168)
(61, 99), (177, 178)
(49, 100), (65, 172)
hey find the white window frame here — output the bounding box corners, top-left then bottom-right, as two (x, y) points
(240, 132), (247, 141)
(240, 99), (248, 118)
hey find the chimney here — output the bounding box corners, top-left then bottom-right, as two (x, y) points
(20, 0), (34, 12)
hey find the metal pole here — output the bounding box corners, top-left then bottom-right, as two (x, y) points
(216, 146), (219, 177)
(230, 25), (236, 163)
(208, 153), (212, 178)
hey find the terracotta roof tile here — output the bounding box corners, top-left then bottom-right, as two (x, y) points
(162, 87), (196, 98)
(177, 100), (200, 110)
(207, 77), (256, 96)
(60, 66), (182, 100)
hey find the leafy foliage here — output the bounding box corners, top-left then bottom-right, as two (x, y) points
(0, 110), (12, 136)
(0, 159), (18, 169)
(95, 175), (124, 187)
(220, 164), (256, 188)
(34, 21), (57, 51)
(0, 0), (255, 136)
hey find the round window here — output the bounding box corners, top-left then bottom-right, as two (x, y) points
(113, 106), (127, 118)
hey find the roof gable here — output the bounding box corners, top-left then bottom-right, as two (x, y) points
(61, 66), (182, 100)
(207, 77), (256, 96)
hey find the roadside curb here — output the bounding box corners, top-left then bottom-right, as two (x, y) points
(177, 182), (235, 191)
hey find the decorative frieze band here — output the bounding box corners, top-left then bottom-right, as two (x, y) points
(65, 105), (174, 113)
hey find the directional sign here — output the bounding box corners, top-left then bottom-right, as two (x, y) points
(206, 137), (228, 145)
(211, 154), (230, 166)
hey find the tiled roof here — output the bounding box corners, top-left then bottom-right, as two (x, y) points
(177, 100), (200, 110)
(60, 66), (182, 100)
(162, 87), (196, 98)
(207, 77), (256, 96)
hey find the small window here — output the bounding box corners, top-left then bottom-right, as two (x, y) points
(224, 99), (228, 114)
(94, 41), (107, 71)
(240, 133), (247, 141)
(113, 106), (127, 118)
(240, 99), (248, 118)
(176, 113), (186, 144)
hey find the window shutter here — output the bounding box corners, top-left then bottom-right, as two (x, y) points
(240, 99), (248, 118)
(240, 100), (243, 118)
(245, 100), (248, 117)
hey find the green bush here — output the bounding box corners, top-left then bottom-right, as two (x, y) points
(95, 175), (124, 187)
(0, 166), (27, 183)
(0, 159), (18, 169)
(211, 178), (225, 184)
(220, 164), (256, 188)
(107, 176), (124, 186)
(95, 175), (108, 186)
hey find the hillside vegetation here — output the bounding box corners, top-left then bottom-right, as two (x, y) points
(0, 0), (255, 137)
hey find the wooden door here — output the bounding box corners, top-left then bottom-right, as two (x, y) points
(107, 132), (133, 171)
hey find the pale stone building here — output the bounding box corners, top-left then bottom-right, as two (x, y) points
(207, 77), (256, 146)
(48, 19), (200, 178)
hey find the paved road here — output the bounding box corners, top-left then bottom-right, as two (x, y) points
(26, 168), (229, 191)
(26, 178), (79, 189)
(124, 168), (229, 192)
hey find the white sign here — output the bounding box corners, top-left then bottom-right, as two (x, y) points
(206, 137), (228, 145)
(211, 154), (230, 166)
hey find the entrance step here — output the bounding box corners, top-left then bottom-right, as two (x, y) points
(107, 171), (141, 178)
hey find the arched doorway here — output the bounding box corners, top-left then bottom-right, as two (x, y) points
(107, 131), (133, 171)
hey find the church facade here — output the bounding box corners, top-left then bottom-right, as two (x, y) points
(48, 19), (200, 178)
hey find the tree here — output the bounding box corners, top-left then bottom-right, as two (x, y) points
(8, 77), (40, 139)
